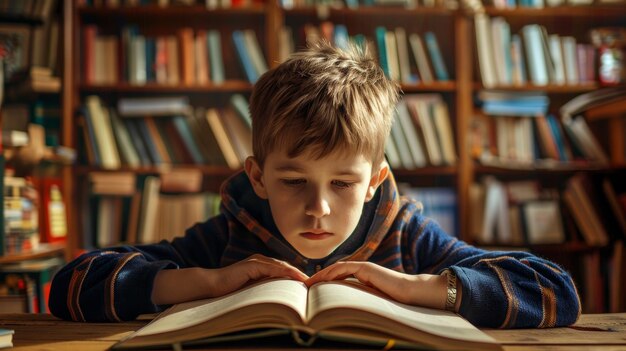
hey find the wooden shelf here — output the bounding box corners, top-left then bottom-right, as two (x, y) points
(283, 6), (456, 17)
(483, 6), (626, 18)
(473, 161), (614, 175)
(477, 241), (603, 253)
(79, 82), (253, 93)
(0, 243), (66, 264)
(392, 166), (458, 176)
(74, 165), (239, 176)
(473, 83), (599, 93)
(401, 81), (457, 92)
(0, 13), (44, 25)
(78, 5), (266, 18)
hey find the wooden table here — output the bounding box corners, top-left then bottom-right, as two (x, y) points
(1, 313), (625, 350)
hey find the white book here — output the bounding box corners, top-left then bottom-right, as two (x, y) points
(432, 101), (456, 165)
(475, 14), (497, 88)
(385, 134), (402, 169)
(390, 110), (416, 169)
(549, 34), (566, 85)
(522, 24), (549, 86)
(408, 98), (443, 165)
(408, 33), (433, 83)
(85, 96), (121, 170)
(396, 100), (426, 167)
(491, 17), (508, 86)
(130, 35), (147, 85)
(385, 31), (400, 82)
(561, 36), (579, 85)
(394, 27), (412, 84)
(118, 96), (192, 117)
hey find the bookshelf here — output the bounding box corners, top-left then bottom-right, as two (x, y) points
(62, 1), (626, 312)
(0, 1), (71, 314)
(469, 3), (626, 313)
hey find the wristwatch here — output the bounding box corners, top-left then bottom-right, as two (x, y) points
(443, 269), (457, 312)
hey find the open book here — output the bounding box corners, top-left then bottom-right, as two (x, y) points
(113, 278), (501, 350)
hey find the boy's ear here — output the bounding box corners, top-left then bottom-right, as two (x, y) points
(244, 156), (269, 199)
(365, 162), (389, 202)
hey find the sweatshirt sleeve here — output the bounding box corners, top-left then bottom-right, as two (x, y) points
(409, 215), (581, 328)
(49, 215), (229, 322)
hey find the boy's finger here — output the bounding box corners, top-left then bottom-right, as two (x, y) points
(252, 260), (309, 281)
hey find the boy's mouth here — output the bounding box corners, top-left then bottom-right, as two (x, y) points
(300, 231), (333, 240)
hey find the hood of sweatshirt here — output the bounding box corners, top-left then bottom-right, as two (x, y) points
(219, 171), (400, 275)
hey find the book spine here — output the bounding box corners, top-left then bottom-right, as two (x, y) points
(232, 30), (258, 83)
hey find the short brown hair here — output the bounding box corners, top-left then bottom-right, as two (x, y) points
(249, 41), (399, 168)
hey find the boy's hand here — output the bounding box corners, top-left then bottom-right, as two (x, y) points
(152, 254), (308, 305)
(305, 261), (448, 309)
(206, 254), (309, 297)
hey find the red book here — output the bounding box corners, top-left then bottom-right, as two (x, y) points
(34, 177), (68, 244)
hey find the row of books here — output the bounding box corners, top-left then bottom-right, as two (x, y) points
(485, 0), (625, 8)
(3, 177), (39, 256)
(280, 0), (456, 9)
(398, 184), (457, 236)
(1, 176), (68, 256)
(79, 0), (265, 9)
(282, 23), (450, 84)
(475, 15), (596, 88)
(78, 95), (252, 170)
(1, 100), (62, 148)
(84, 170), (221, 248)
(470, 92), (610, 166)
(0, 0), (57, 20)
(469, 174), (626, 247)
(83, 25), (267, 85)
(0, 256), (63, 314)
(386, 94), (457, 169)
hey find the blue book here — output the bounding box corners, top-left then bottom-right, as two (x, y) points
(232, 30), (258, 83)
(145, 37), (156, 82)
(207, 30), (225, 84)
(134, 119), (162, 165)
(546, 114), (568, 161)
(375, 27), (389, 78)
(333, 25), (349, 50)
(424, 32), (449, 81)
(172, 116), (205, 164)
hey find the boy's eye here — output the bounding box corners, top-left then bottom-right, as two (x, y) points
(332, 180), (353, 189)
(281, 178), (305, 186)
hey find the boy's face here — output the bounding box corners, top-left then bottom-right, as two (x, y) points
(245, 148), (388, 259)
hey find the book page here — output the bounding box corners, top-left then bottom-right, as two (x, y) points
(307, 280), (494, 343)
(134, 279), (308, 337)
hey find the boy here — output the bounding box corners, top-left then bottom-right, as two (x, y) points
(50, 42), (580, 328)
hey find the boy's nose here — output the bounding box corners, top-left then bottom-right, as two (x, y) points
(304, 191), (331, 218)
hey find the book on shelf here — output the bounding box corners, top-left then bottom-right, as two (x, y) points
(408, 33), (434, 83)
(0, 256), (64, 314)
(112, 278), (500, 351)
(519, 200), (566, 245)
(0, 329), (13, 349)
(32, 177), (67, 244)
(399, 185), (458, 237)
(563, 174), (609, 247)
(232, 30), (259, 83)
(423, 32), (449, 81)
(205, 108), (242, 169)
